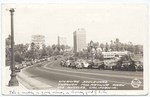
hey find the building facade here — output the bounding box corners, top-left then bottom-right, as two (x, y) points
(31, 35), (45, 49)
(73, 28), (86, 53)
(102, 51), (130, 59)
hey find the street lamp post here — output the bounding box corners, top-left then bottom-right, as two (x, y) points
(8, 8), (19, 86)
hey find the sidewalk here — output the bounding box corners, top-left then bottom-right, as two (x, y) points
(2, 64), (54, 95)
(2, 66), (27, 95)
(17, 67), (52, 90)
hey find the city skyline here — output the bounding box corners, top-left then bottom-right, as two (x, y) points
(3, 4), (148, 46)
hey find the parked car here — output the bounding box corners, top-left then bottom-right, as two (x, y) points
(103, 61), (115, 70)
(136, 64), (143, 71)
(112, 60), (124, 71)
(127, 61), (136, 71)
(135, 61), (143, 71)
(102, 59), (116, 70)
(26, 61), (32, 66)
(15, 64), (21, 72)
(70, 61), (77, 69)
(81, 61), (90, 68)
(87, 61), (95, 69)
(22, 64), (27, 68)
(98, 62), (105, 70)
(60, 60), (66, 67)
(65, 60), (71, 67)
(75, 62), (83, 69)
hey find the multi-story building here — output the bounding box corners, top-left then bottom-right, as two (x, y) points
(73, 28), (86, 53)
(58, 36), (67, 45)
(31, 35), (45, 49)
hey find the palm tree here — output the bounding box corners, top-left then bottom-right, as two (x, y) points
(105, 42), (109, 52)
(110, 40), (114, 51)
(100, 43), (104, 51)
(115, 38), (120, 51)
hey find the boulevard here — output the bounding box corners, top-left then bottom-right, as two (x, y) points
(20, 58), (143, 90)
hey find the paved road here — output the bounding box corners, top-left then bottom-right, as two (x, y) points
(22, 58), (143, 90)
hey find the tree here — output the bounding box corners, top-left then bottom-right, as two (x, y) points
(110, 40), (114, 51)
(25, 42), (39, 60)
(54, 48), (60, 55)
(60, 45), (65, 51)
(14, 51), (24, 64)
(57, 45), (61, 51)
(93, 42), (99, 50)
(52, 44), (56, 51)
(46, 46), (53, 56)
(124, 43), (128, 51)
(127, 42), (134, 52)
(115, 38), (120, 51)
(5, 35), (11, 66)
(14, 44), (29, 55)
(65, 45), (71, 49)
(105, 42), (109, 52)
(93, 42), (99, 59)
(6, 35), (11, 58)
(41, 44), (48, 57)
(100, 43), (104, 51)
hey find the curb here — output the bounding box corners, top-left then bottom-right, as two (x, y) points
(17, 64), (52, 90)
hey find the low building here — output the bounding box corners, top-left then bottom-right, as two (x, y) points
(102, 51), (130, 59)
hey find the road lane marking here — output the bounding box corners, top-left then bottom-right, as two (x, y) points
(44, 63), (143, 80)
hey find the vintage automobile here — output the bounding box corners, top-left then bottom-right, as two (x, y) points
(15, 64), (21, 72)
(128, 61), (136, 71)
(87, 60), (103, 69)
(104, 61), (116, 70)
(75, 61), (83, 69)
(70, 61), (77, 69)
(26, 61), (32, 66)
(60, 60), (65, 67)
(136, 64), (143, 71)
(135, 61), (143, 71)
(81, 60), (90, 69)
(65, 60), (71, 67)
(112, 60), (123, 71)
(112, 60), (136, 71)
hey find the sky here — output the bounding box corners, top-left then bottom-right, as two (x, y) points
(2, 4), (148, 46)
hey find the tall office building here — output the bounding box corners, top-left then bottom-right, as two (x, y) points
(31, 35), (45, 49)
(58, 36), (67, 45)
(73, 28), (86, 53)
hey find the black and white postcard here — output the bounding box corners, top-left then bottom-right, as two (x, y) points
(1, 3), (149, 95)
